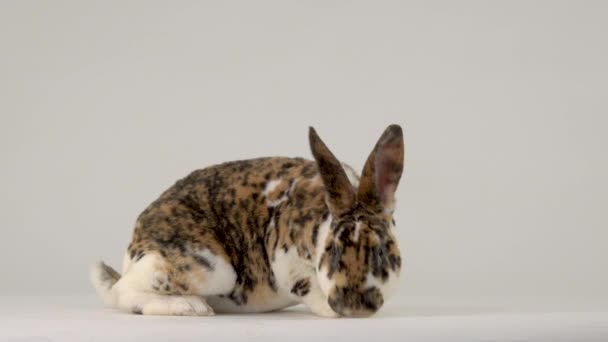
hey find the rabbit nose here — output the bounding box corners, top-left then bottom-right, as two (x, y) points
(328, 287), (384, 317)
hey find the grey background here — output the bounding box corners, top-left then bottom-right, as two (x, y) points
(1, 1), (607, 304)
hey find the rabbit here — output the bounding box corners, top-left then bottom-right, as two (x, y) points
(91, 124), (404, 318)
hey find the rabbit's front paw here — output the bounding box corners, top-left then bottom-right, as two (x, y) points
(308, 297), (339, 318)
(142, 295), (215, 316)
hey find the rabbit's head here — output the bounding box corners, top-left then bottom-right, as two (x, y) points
(310, 125), (404, 317)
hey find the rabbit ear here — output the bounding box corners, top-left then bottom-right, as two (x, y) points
(309, 127), (356, 216)
(358, 125), (404, 213)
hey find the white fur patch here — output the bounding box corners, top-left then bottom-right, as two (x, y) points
(263, 179), (282, 196)
(352, 221), (362, 242)
(113, 253), (163, 295)
(384, 200), (396, 217)
(265, 179), (297, 207)
(108, 253), (218, 315)
(314, 216), (332, 265)
(267, 215), (276, 230)
(272, 246), (311, 292)
(141, 295), (214, 316)
(206, 247), (298, 313)
(267, 196), (287, 207)
(110, 253), (168, 312)
(190, 249), (237, 296)
(317, 269), (334, 300)
(314, 216), (334, 297)
(341, 163), (360, 188)
(364, 270), (400, 301)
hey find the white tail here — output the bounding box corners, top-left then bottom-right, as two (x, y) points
(90, 261), (121, 307)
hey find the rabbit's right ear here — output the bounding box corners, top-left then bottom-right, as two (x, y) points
(309, 127), (356, 217)
(358, 124), (404, 213)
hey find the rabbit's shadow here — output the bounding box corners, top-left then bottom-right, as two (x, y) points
(376, 304), (513, 318)
(231, 303), (514, 320)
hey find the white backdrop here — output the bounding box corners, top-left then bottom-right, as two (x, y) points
(1, 1), (607, 305)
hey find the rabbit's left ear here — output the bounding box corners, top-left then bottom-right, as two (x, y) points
(309, 127), (356, 216)
(358, 125), (405, 213)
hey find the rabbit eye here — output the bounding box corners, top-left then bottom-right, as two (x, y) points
(377, 249), (386, 262)
(323, 244), (337, 260)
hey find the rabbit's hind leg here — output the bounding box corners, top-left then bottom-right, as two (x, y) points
(111, 251), (227, 316)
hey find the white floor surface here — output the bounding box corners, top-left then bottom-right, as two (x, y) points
(0, 295), (607, 342)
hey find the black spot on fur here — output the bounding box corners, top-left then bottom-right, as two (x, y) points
(135, 251), (145, 262)
(268, 271), (278, 292)
(289, 227), (297, 243)
(291, 278), (311, 297)
(389, 254), (401, 271)
(132, 306), (143, 315)
(228, 290), (248, 306)
(301, 163), (317, 178)
(326, 243), (343, 277)
(371, 244), (390, 281)
(311, 223), (320, 246)
(130, 249), (138, 259)
(192, 254), (214, 270)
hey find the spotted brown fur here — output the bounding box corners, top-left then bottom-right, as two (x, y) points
(126, 157), (331, 306)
